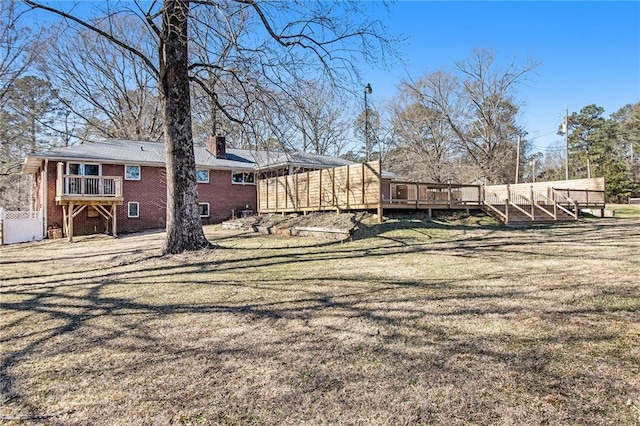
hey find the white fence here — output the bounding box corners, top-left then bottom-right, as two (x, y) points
(0, 209), (43, 245)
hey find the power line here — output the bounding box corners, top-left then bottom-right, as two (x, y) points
(527, 129), (558, 141)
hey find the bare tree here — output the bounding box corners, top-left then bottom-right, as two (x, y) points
(453, 49), (536, 183)
(388, 87), (458, 182)
(401, 49), (537, 184)
(23, 0), (394, 253)
(0, 0), (34, 106)
(0, 2), (42, 210)
(0, 75), (60, 169)
(289, 79), (352, 156)
(39, 15), (162, 142)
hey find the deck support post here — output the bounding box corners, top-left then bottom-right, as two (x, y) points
(111, 204), (117, 237)
(530, 185), (535, 220)
(67, 203), (74, 242)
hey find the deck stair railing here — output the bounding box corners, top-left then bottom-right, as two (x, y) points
(551, 189), (579, 220)
(506, 187), (535, 221)
(509, 187), (560, 221)
(481, 187), (508, 223)
(481, 185), (582, 224)
(525, 188), (558, 220)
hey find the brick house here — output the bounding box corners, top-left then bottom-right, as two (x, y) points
(21, 137), (353, 238)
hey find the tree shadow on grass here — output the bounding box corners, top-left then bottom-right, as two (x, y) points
(1, 218), (639, 423)
(2, 271), (637, 423)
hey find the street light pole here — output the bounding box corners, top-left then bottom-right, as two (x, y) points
(530, 158), (537, 183)
(564, 108), (569, 180)
(364, 83), (372, 162)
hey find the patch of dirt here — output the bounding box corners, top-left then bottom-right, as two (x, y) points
(223, 211), (368, 235)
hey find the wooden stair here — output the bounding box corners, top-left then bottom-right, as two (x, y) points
(481, 186), (581, 225)
(482, 203), (577, 225)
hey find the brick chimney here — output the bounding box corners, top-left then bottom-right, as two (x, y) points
(206, 135), (226, 159)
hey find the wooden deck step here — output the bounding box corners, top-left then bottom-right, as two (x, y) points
(482, 204), (577, 225)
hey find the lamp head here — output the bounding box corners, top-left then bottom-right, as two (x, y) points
(364, 83), (372, 94)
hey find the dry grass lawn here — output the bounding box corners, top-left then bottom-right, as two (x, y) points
(1, 212), (639, 425)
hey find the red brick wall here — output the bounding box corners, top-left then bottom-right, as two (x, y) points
(197, 170), (257, 224)
(45, 164), (62, 230)
(40, 162), (257, 236)
(111, 164), (167, 233)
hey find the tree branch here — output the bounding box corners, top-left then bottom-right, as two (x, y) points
(23, 1), (159, 75)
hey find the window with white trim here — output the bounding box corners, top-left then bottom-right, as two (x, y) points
(198, 202), (210, 218)
(67, 162), (101, 194)
(196, 169), (209, 183)
(125, 164), (141, 180)
(231, 171), (255, 184)
(128, 201), (139, 218)
(67, 162), (101, 176)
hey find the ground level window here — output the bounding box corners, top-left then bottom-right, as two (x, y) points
(128, 202), (139, 218)
(232, 171), (255, 184)
(199, 202), (210, 218)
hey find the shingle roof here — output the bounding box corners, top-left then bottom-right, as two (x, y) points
(22, 139), (356, 174)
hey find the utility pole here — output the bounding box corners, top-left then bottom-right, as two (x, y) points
(564, 109), (569, 180)
(364, 83), (372, 162)
(631, 140), (635, 181)
(515, 135), (521, 184)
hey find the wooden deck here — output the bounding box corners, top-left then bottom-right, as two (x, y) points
(383, 181), (482, 213)
(257, 161), (607, 224)
(55, 162), (123, 241)
(258, 161), (384, 216)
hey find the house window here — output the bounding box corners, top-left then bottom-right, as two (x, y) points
(67, 162), (101, 195)
(196, 169), (209, 183)
(198, 202), (210, 218)
(125, 165), (141, 180)
(231, 171), (255, 184)
(128, 202), (139, 218)
(67, 162), (100, 176)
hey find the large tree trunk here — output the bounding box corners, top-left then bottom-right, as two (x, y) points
(159, 0), (210, 254)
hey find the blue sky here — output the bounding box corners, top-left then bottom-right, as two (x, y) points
(363, 1), (640, 153)
(20, 1), (639, 154)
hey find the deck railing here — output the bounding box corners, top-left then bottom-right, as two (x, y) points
(552, 187), (605, 208)
(56, 174), (123, 198)
(55, 167), (122, 200)
(387, 181), (481, 207)
(55, 161), (122, 199)
(551, 189), (579, 220)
